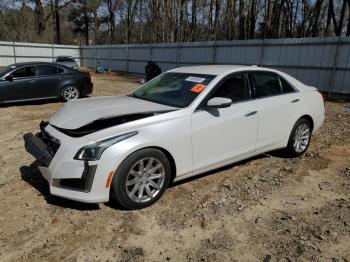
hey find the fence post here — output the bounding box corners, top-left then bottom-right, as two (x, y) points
(328, 36), (342, 99)
(259, 39), (265, 66)
(12, 41), (17, 64)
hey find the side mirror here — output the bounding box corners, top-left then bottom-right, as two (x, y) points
(206, 97), (232, 108)
(5, 75), (13, 81)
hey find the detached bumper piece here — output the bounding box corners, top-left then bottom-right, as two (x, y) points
(23, 133), (53, 166)
(52, 164), (97, 193)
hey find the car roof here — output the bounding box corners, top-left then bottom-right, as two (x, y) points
(169, 65), (312, 92)
(170, 65), (251, 75)
(9, 61), (54, 67)
(7, 61), (71, 69)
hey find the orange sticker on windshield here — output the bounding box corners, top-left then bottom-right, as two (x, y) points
(191, 84), (207, 93)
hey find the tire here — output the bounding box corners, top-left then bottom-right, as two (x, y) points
(110, 148), (171, 210)
(61, 86), (80, 102)
(283, 118), (312, 157)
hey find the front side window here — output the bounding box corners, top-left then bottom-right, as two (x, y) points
(38, 65), (63, 76)
(251, 72), (281, 98)
(210, 74), (250, 103)
(11, 66), (36, 78)
(131, 73), (216, 108)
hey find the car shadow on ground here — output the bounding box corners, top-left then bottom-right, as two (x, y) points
(20, 151), (284, 211)
(20, 161), (100, 211)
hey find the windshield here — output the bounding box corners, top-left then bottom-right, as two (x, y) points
(131, 73), (216, 108)
(0, 65), (15, 77)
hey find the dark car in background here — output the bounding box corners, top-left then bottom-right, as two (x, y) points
(55, 56), (79, 69)
(0, 62), (93, 103)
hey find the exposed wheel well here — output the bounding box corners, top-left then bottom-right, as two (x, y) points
(299, 115), (314, 132)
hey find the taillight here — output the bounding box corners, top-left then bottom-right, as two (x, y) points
(84, 72), (91, 82)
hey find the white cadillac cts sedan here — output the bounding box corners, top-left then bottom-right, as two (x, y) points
(24, 65), (325, 209)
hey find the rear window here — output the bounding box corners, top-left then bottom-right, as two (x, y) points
(280, 77), (296, 93)
(251, 72), (281, 98)
(38, 65), (63, 76)
(56, 57), (75, 62)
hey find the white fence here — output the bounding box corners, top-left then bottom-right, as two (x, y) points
(0, 37), (349, 95)
(0, 41), (80, 66)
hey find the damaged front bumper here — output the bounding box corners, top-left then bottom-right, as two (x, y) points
(23, 122), (112, 203)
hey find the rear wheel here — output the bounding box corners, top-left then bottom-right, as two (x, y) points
(61, 86), (80, 102)
(110, 148), (171, 210)
(284, 118), (312, 157)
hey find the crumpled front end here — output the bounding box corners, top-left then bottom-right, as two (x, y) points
(23, 121), (113, 203)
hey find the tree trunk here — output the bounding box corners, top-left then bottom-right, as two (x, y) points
(311, 0), (323, 37)
(190, 0), (197, 41)
(239, 0), (245, 39)
(54, 0), (61, 44)
(83, 0), (89, 45)
(249, 0), (257, 39)
(336, 0), (347, 36)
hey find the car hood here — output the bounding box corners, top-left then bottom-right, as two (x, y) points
(49, 96), (178, 130)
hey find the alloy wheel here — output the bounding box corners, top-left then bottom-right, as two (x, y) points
(63, 87), (79, 101)
(125, 157), (165, 203)
(293, 123), (310, 153)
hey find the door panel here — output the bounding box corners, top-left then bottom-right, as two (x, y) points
(191, 102), (258, 171)
(35, 65), (65, 98)
(0, 79), (32, 101)
(35, 75), (63, 98)
(1, 65), (38, 101)
(254, 93), (300, 151)
(191, 73), (258, 171)
(249, 71), (301, 151)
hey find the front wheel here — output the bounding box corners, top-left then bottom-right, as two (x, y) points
(110, 148), (171, 210)
(61, 86), (80, 102)
(283, 118), (312, 157)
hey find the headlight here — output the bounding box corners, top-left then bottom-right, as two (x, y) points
(74, 131), (138, 161)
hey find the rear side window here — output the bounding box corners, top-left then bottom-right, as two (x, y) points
(38, 65), (63, 76)
(280, 77), (295, 93)
(211, 74), (250, 103)
(251, 72), (281, 98)
(12, 66), (35, 78)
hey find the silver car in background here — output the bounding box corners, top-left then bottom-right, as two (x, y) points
(55, 56), (79, 69)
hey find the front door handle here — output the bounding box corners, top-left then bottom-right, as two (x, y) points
(245, 111), (258, 117)
(291, 99), (300, 103)
(30, 80), (36, 83)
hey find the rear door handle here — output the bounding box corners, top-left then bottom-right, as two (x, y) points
(245, 111), (258, 117)
(291, 99), (300, 103)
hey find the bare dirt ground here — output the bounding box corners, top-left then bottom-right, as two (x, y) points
(0, 71), (349, 262)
